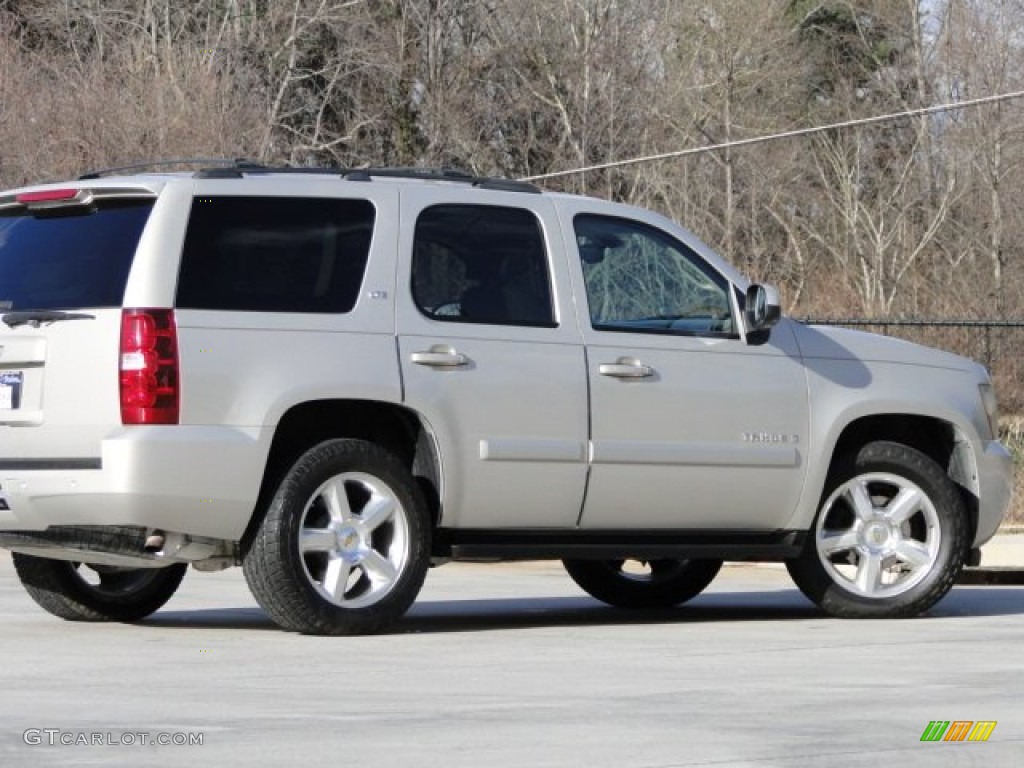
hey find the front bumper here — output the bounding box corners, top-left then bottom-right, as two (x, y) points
(974, 439), (1013, 546)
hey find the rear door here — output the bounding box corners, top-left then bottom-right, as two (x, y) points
(0, 186), (159, 463)
(396, 188), (588, 529)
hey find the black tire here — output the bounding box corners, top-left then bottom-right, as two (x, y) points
(243, 439), (431, 635)
(12, 555), (186, 622)
(786, 441), (969, 618)
(563, 558), (723, 609)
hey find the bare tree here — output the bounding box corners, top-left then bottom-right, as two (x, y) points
(937, 0), (1024, 314)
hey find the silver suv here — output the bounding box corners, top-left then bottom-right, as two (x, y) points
(0, 162), (1012, 634)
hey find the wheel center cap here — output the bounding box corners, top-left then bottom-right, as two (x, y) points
(864, 522), (891, 548)
(337, 527), (361, 553)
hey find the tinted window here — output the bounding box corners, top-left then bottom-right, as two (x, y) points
(176, 197), (374, 313)
(574, 214), (735, 336)
(0, 201), (153, 311)
(412, 205), (555, 327)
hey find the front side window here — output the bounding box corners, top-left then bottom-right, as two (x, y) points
(574, 214), (734, 336)
(412, 204), (555, 327)
(176, 196), (375, 313)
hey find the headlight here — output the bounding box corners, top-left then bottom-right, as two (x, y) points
(979, 382), (999, 438)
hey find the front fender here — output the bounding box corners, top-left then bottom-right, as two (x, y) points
(784, 359), (991, 532)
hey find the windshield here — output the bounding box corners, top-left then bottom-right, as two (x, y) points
(0, 200), (154, 311)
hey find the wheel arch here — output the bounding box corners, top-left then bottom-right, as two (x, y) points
(240, 399), (442, 555)
(796, 412), (980, 540)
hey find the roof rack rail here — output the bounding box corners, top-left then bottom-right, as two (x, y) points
(343, 167), (541, 193)
(191, 163), (542, 193)
(79, 158), (258, 180)
(192, 162), (325, 179)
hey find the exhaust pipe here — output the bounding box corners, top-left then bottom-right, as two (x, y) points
(144, 531), (165, 552)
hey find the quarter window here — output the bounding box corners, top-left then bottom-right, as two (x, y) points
(412, 205), (555, 327)
(176, 196), (374, 313)
(574, 214), (734, 336)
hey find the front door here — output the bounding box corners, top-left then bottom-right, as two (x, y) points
(564, 206), (810, 530)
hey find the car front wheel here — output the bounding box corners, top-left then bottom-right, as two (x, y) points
(563, 558), (723, 609)
(787, 441), (969, 618)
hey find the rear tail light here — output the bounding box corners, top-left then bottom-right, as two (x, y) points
(120, 309), (179, 425)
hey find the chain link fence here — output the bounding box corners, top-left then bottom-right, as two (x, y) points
(799, 319), (1024, 414)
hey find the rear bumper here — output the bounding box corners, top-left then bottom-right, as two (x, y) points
(0, 425), (267, 541)
(974, 439), (1013, 547)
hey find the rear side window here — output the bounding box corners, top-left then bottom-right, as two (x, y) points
(412, 204), (555, 327)
(176, 196), (375, 313)
(0, 201), (153, 311)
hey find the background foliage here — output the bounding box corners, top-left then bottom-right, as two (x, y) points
(2, 1), (1021, 516)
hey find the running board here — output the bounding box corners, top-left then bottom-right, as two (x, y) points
(435, 529), (806, 562)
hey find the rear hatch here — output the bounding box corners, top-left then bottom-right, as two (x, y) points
(0, 185), (158, 464)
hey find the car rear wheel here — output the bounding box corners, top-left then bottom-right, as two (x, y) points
(786, 441), (969, 618)
(243, 439), (430, 635)
(563, 558), (723, 609)
(12, 555), (186, 622)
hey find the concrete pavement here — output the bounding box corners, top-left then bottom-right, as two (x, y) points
(1, 550), (1023, 767)
(976, 530), (1024, 567)
(961, 530), (1024, 584)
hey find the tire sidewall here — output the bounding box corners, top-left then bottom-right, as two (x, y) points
(790, 441), (968, 618)
(247, 439), (431, 634)
(563, 558), (723, 609)
(13, 554), (187, 622)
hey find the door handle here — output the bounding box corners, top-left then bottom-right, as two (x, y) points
(599, 358), (654, 379)
(411, 347), (469, 368)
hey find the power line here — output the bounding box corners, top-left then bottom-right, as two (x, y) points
(520, 90), (1024, 182)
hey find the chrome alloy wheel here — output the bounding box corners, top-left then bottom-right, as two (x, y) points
(297, 471), (411, 610)
(814, 472), (941, 599)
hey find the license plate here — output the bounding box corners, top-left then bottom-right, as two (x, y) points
(0, 371), (23, 409)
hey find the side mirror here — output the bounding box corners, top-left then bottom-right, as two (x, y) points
(744, 284), (781, 338)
